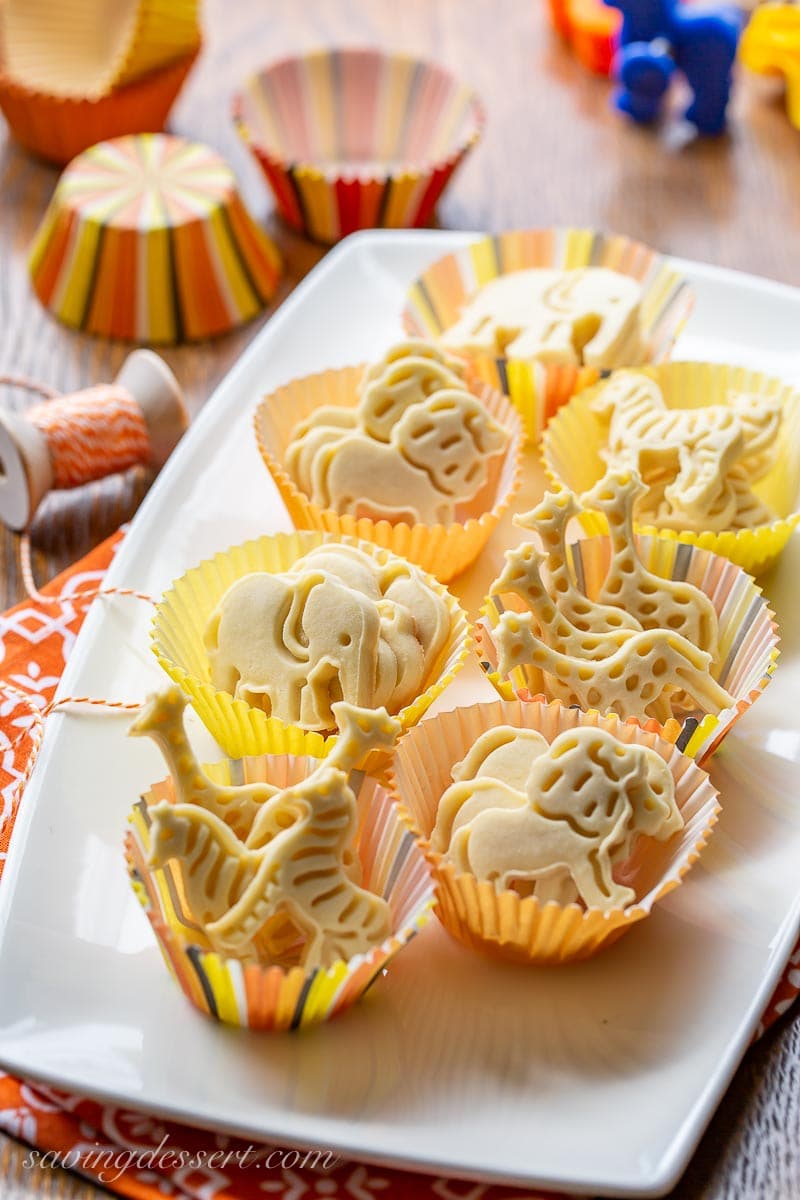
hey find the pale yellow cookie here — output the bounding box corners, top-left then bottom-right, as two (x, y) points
(135, 696), (400, 969)
(204, 545), (450, 731)
(496, 614), (734, 723)
(283, 341), (508, 525)
(581, 469), (719, 660)
(435, 725), (682, 913)
(439, 267), (645, 368)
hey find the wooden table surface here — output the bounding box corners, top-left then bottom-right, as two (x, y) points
(1, 1), (799, 1197)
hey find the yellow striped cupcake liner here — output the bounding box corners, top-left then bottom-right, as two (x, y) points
(477, 534), (779, 764)
(151, 530), (472, 760)
(126, 749), (435, 1030)
(0, 0), (201, 99)
(402, 228), (693, 442)
(390, 698), (720, 964)
(253, 365), (524, 584)
(542, 362), (800, 575)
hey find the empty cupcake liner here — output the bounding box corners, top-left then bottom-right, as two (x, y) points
(29, 133), (282, 340)
(0, 48), (199, 166)
(126, 748), (435, 1030)
(541, 362), (800, 575)
(402, 228), (694, 442)
(233, 48), (484, 245)
(151, 530), (472, 760)
(389, 698), (720, 964)
(253, 365), (524, 583)
(478, 534), (779, 764)
(0, 0), (201, 99)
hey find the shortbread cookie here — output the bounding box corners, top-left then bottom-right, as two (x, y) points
(439, 267), (645, 368)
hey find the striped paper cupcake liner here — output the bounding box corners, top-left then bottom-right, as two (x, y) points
(233, 48), (484, 245)
(151, 530), (472, 761)
(253, 365), (524, 584)
(402, 228), (693, 442)
(0, 0), (200, 99)
(477, 535), (779, 764)
(0, 49), (198, 166)
(541, 361), (800, 576)
(29, 133), (282, 341)
(126, 751), (435, 1031)
(390, 698), (720, 964)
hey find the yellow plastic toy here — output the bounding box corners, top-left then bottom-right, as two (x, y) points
(740, 3), (800, 129)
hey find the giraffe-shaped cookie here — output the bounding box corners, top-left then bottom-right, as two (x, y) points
(496, 613), (734, 724)
(133, 695), (400, 968)
(489, 539), (641, 660)
(581, 469), (719, 661)
(513, 489), (640, 638)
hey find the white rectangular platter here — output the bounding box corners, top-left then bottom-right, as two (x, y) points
(1, 230), (800, 1198)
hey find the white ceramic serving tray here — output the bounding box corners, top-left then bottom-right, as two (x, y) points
(1, 231), (799, 1199)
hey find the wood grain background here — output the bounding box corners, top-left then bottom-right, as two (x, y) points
(1, 1), (799, 1197)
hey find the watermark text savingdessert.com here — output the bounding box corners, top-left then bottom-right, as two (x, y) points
(23, 1138), (342, 1184)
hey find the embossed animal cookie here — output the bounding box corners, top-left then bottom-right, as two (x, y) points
(478, 477), (779, 762)
(590, 370), (783, 532)
(390, 698), (720, 963)
(438, 267), (646, 368)
(433, 726), (681, 913)
(152, 530), (471, 759)
(284, 342), (510, 525)
(126, 693), (436, 1030)
(256, 345), (523, 582)
(541, 361), (800, 575)
(204, 543), (451, 731)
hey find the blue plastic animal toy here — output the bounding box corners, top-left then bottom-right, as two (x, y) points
(604, 0), (745, 134)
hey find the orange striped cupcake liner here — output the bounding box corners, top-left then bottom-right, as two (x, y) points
(402, 228), (693, 442)
(389, 698), (720, 964)
(126, 749), (435, 1031)
(29, 133), (282, 341)
(234, 48), (484, 245)
(253, 365), (524, 584)
(477, 534), (779, 764)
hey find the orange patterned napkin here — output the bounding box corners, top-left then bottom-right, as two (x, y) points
(0, 531), (797, 1200)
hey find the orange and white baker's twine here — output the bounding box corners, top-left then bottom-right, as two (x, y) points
(0, 373), (154, 490)
(0, 372), (160, 796)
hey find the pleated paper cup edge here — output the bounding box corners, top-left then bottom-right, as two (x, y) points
(253, 365), (525, 582)
(476, 534), (780, 761)
(387, 697), (721, 962)
(150, 529), (472, 758)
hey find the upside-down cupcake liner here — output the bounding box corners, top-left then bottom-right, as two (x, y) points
(402, 228), (693, 442)
(233, 48), (484, 245)
(0, 0), (200, 98)
(126, 749), (435, 1030)
(541, 362), (800, 575)
(0, 49), (199, 167)
(151, 530), (472, 760)
(253, 365), (524, 584)
(29, 133), (282, 340)
(389, 698), (720, 964)
(477, 534), (779, 764)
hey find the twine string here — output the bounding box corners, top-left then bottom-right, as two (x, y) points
(0, 374), (160, 810)
(27, 384), (152, 490)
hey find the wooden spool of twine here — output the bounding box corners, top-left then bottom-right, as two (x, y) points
(0, 349), (188, 531)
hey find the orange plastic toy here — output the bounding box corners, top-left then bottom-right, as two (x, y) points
(547, 0), (622, 75)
